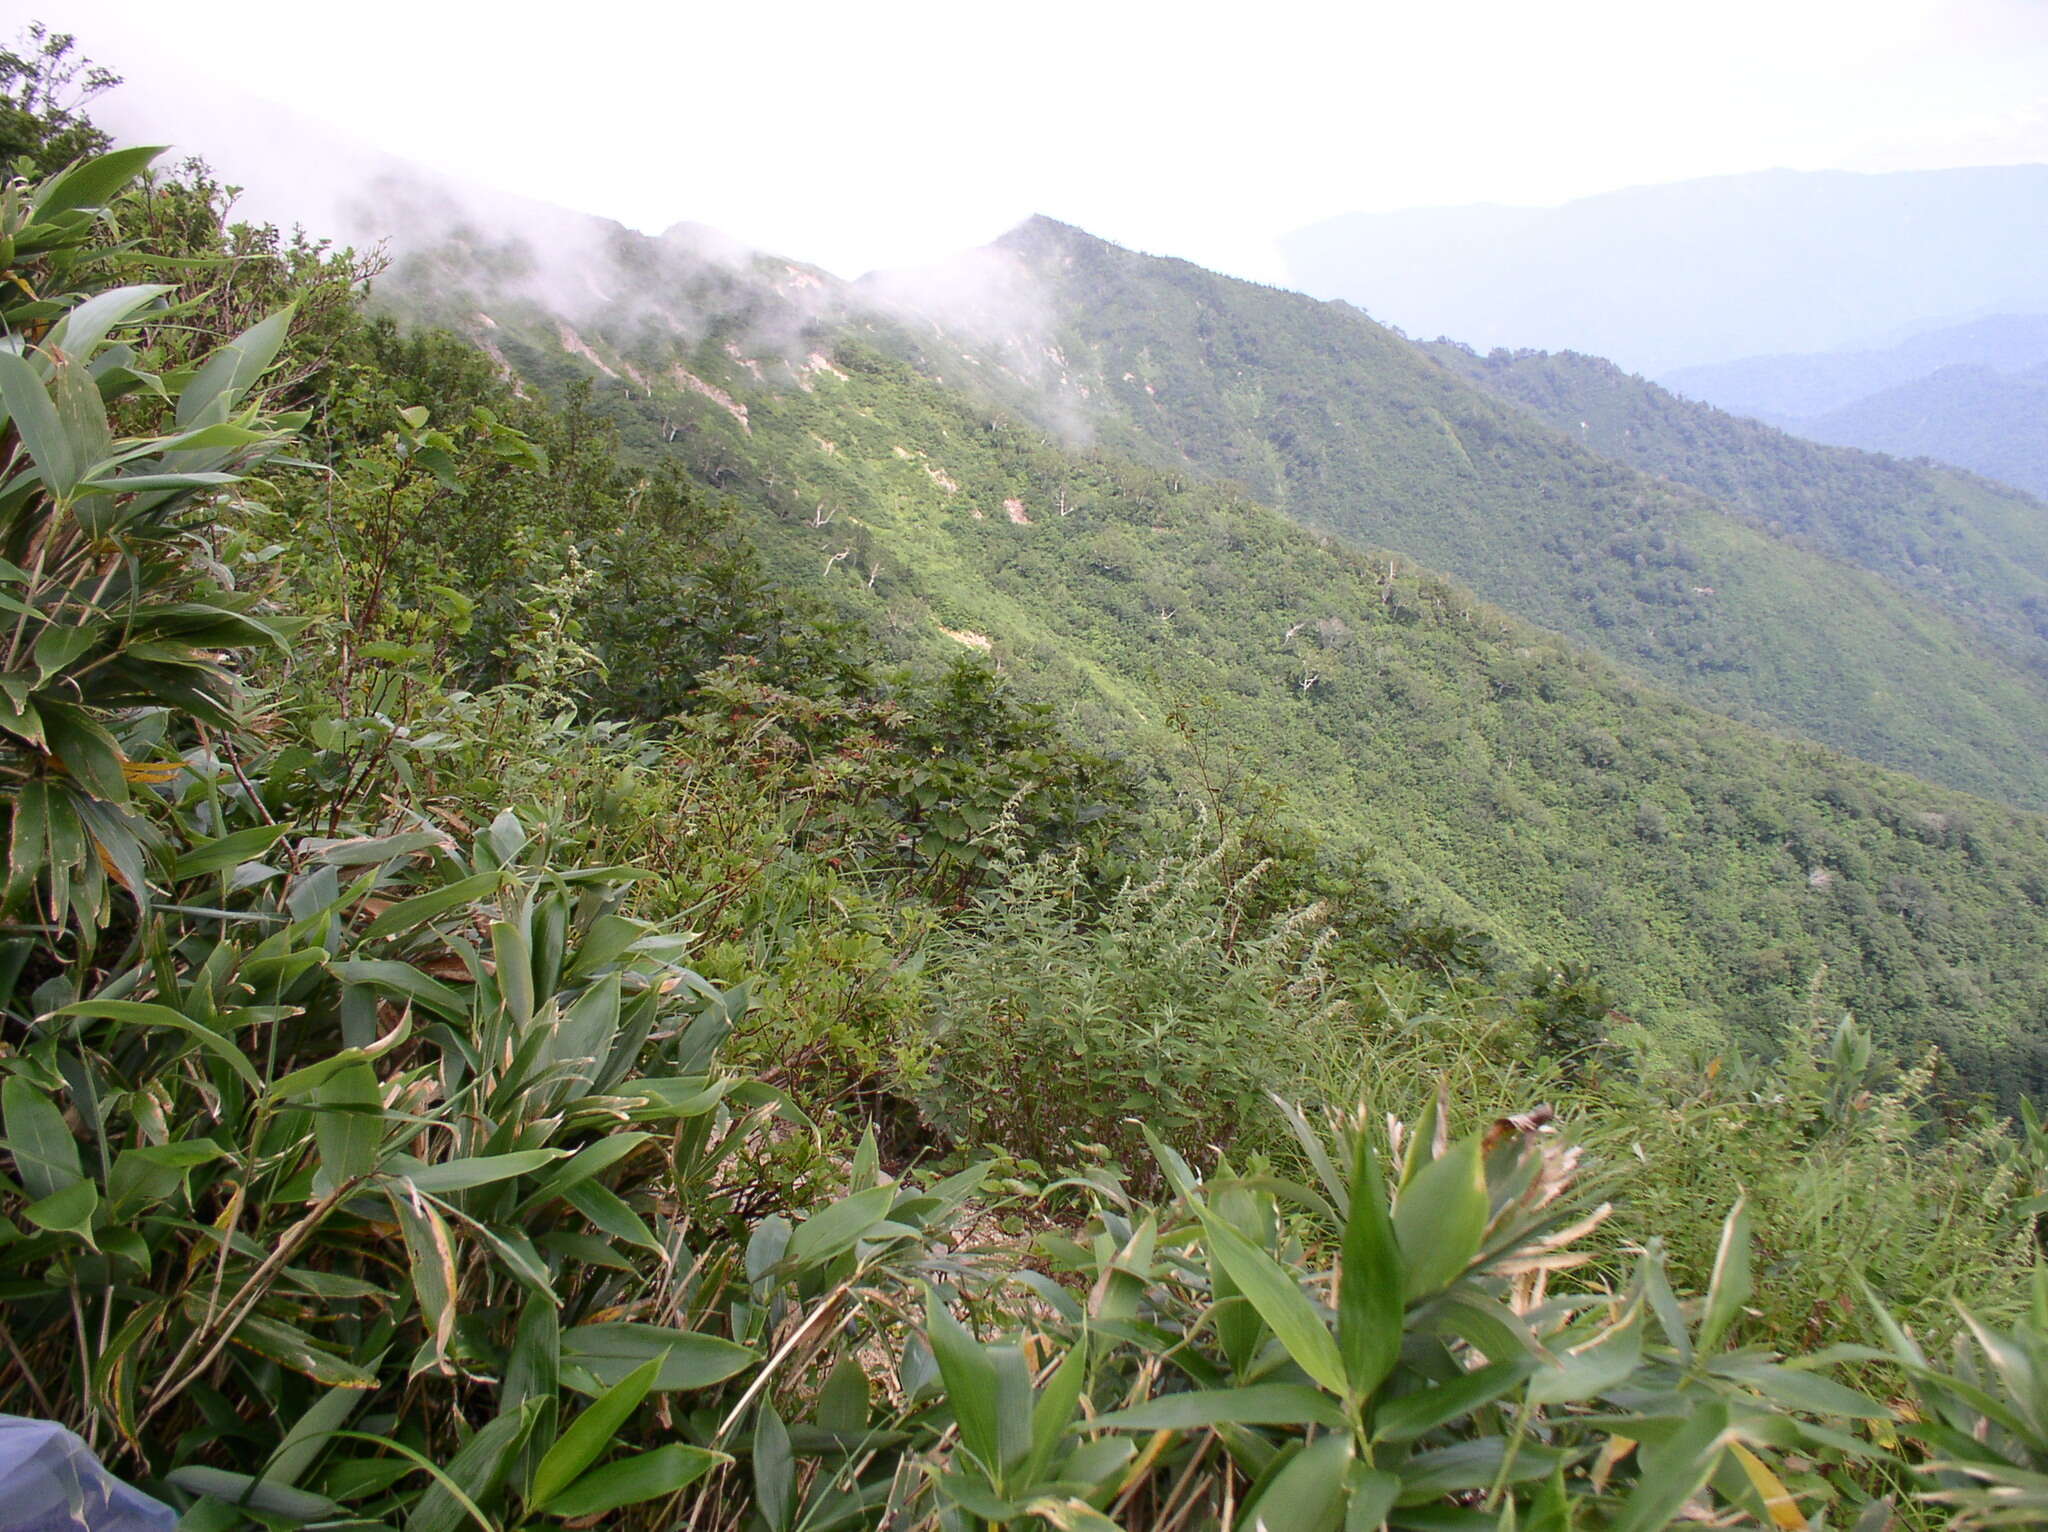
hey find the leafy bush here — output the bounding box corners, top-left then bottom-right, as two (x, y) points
(919, 828), (1348, 1166)
(888, 1099), (1898, 1530)
(0, 143), (972, 1525)
(0, 146), (297, 939)
(1873, 1268), (2048, 1527)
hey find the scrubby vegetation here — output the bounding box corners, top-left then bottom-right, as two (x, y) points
(7, 39), (2048, 1529)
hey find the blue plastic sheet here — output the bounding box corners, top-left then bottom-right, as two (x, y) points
(0, 1416), (175, 1532)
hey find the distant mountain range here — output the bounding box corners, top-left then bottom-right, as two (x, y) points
(1280, 166), (2048, 376)
(1789, 362), (2048, 498)
(1662, 312), (2048, 420)
(1661, 314), (2048, 498)
(960, 216), (2048, 808)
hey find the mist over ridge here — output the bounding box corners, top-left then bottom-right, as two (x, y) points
(79, 52), (2048, 407)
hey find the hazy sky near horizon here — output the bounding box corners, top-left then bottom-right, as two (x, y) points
(32, 0), (2048, 282)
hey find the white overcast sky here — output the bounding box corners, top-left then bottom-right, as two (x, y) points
(23, 0), (2048, 282)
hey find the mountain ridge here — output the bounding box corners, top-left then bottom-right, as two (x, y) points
(1784, 362), (2048, 499)
(910, 216), (2048, 809)
(366, 205), (2048, 1099)
(1423, 341), (2048, 663)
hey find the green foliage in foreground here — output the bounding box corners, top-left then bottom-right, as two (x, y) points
(0, 183), (297, 935)
(8, 102), (2048, 1531)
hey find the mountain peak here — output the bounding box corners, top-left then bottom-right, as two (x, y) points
(995, 214), (1111, 258)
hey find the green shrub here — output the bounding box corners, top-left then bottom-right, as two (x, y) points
(884, 1098), (1897, 1530)
(1580, 1017), (2032, 1344)
(0, 143), (978, 1526)
(0, 146), (297, 942)
(919, 827), (1352, 1167)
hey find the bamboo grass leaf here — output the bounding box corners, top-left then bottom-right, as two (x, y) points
(531, 1356), (661, 1507)
(391, 1149), (565, 1194)
(313, 1061), (383, 1195)
(24, 1177), (97, 1244)
(561, 1178), (663, 1254)
(784, 1182), (899, 1271)
(1607, 1400), (1730, 1532)
(1090, 1384), (1350, 1431)
(1698, 1200), (1753, 1354)
(924, 1286), (1005, 1477)
(0, 350), (77, 497)
(1343, 1463), (1400, 1532)
(403, 1399), (539, 1532)
(1392, 1132), (1489, 1300)
(1194, 1204), (1348, 1395)
(166, 1465), (340, 1524)
(177, 307), (296, 429)
(1246, 1431), (1352, 1532)
(1372, 1359), (1536, 1444)
(31, 146), (161, 221)
(754, 1402), (795, 1532)
(1526, 1304), (1644, 1406)
(546, 1444), (726, 1518)
(1339, 1135), (1403, 1400)
(559, 1322), (755, 1394)
(3, 1073), (81, 1199)
(1024, 1341), (1087, 1485)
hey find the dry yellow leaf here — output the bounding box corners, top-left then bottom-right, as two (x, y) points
(1730, 1440), (1809, 1530)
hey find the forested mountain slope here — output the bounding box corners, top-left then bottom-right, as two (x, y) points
(875, 217), (2048, 810)
(370, 222), (2048, 1104)
(1423, 342), (2048, 661)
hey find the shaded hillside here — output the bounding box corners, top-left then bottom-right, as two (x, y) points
(1796, 362), (2048, 499)
(372, 225), (2048, 1103)
(884, 216), (2048, 810)
(1424, 342), (2048, 659)
(1279, 166), (2048, 375)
